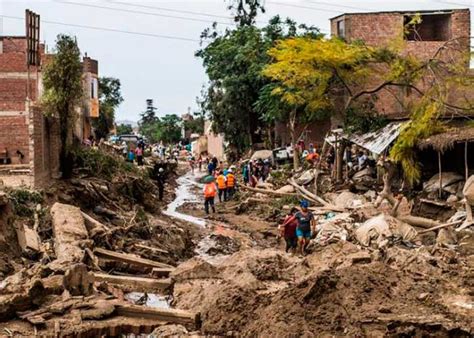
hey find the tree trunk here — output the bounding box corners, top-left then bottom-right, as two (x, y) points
(336, 141), (345, 182)
(289, 110), (300, 171)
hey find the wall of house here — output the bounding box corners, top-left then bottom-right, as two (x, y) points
(30, 105), (60, 187)
(330, 9), (471, 119)
(274, 118), (332, 147)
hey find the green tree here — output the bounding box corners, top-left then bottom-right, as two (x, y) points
(42, 34), (83, 178)
(197, 12), (321, 154)
(116, 123), (133, 135)
(93, 77), (123, 139)
(158, 114), (182, 144)
(139, 99), (160, 142)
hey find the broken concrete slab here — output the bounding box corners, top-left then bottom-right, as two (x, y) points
(16, 224), (41, 253)
(50, 203), (89, 263)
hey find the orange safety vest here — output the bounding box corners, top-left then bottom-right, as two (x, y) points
(216, 175), (227, 189)
(227, 173), (235, 187)
(204, 183), (217, 198)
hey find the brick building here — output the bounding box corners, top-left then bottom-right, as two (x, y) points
(0, 33), (99, 187)
(330, 8), (472, 119)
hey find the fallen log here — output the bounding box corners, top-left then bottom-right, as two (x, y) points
(418, 220), (464, 234)
(240, 185), (297, 197)
(93, 273), (171, 292)
(288, 178), (332, 207)
(94, 248), (174, 270)
(116, 304), (200, 329)
(397, 215), (441, 229)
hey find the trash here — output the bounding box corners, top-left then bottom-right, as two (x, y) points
(355, 214), (418, 247)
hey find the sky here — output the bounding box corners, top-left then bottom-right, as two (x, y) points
(0, 0), (472, 122)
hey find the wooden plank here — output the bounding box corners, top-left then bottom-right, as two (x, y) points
(133, 243), (169, 255)
(116, 304), (200, 329)
(94, 248), (174, 269)
(93, 273), (171, 291)
(151, 268), (175, 278)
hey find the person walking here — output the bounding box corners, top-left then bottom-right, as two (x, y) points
(135, 145), (144, 166)
(156, 167), (165, 201)
(203, 180), (217, 214)
(295, 200), (316, 256)
(216, 171), (227, 202)
(226, 169), (236, 199)
(279, 207), (299, 254)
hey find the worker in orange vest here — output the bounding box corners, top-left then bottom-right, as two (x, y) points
(203, 180), (217, 214)
(216, 171), (227, 202)
(226, 169), (236, 200)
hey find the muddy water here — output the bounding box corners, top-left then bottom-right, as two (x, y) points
(163, 172), (206, 227)
(164, 170), (231, 265)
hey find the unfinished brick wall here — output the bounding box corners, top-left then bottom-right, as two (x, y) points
(0, 114), (29, 164)
(30, 106), (60, 188)
(330, 9), (471, 119)
(275, 119), (331, 147)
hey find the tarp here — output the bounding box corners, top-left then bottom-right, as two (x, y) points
(325, 122), (404, 155)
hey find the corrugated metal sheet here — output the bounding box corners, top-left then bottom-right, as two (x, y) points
(345, 122), (404, 155)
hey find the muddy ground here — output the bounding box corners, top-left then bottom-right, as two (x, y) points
(0, 157), (472, 337)
(170, 170), (473, 337)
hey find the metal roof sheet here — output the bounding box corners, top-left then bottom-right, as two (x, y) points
(345, 122), (404, 155)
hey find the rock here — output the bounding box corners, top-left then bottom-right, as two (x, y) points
(296, 170), (314, 185)
(423, 172), (463, 193)
(63, 264), (94, 296)
(171, 258), (219, 282)
(349, 252), (372, 265)
(463, 175), (474, 204)
(151, 324), (188, 337)
(16, 224), (41, 254)
(275, 185), (295, 194)
(436, 228), (457, 246)
(418, 292), (430, 301)
(355, 214), (418, 247)
(446, 195), (459, 204)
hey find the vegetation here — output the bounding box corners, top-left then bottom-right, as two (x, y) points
(116, 123), (133, 135)
(8, 189), (43, 218)
(138, 100), (182, 144)
(93, 77), (124, 139)
(42, 34), (83, 178)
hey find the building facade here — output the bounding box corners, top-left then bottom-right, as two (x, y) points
(330, 8), (472, 119)
(0, 33), (99, 187)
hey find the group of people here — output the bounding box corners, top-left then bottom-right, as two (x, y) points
(122, 139), (145, 166)
(202, 164), (237, 215)
(241, 158), (272, 187)
(278, 200), (316, 256)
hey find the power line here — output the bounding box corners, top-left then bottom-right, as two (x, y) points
(432, 0), (473, 7)
(266, 1), (342, 13)
(306, 1), (374, 11)
(107, 0), (234, 20)
(0, 14), (199, 42)
(52, 0), (235, 26)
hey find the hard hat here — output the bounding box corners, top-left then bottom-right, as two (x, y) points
(228, 169), (233, 173)
(159, 168), (164, 173)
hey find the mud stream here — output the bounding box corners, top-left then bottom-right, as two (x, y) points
(164, 171), (232, 265)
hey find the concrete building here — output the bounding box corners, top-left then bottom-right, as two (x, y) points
(330, 8), (472, 119)
(77, 55), (99, 142)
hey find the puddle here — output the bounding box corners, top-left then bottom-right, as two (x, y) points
(163, 172), (206, 227)
(125, 292), (171, 309)
(194, 235), (230, 265)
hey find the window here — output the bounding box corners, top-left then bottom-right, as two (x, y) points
(337, 20), (345, 38)
(404, 14), (451, 41)
(90, 77), (98, 99)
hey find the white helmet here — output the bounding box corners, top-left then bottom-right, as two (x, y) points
(159, 168), (164, 173)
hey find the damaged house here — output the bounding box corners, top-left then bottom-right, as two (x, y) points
(327, 8), (473, 187)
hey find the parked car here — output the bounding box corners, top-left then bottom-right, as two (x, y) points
(273, 146), (294, 164)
